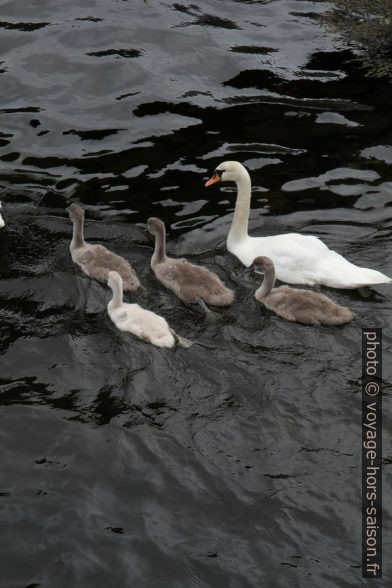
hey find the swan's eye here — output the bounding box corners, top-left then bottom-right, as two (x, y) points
(214, 168), (224, 177)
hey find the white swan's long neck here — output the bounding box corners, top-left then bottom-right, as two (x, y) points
(151, 225), (167, 265)
(255, 267), (275, 300)
(228, 171), (252, 243)
(70, 216), (86, 250)
(109, 280), (123, 309)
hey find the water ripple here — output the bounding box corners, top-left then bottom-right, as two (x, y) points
(1, 1), (392, 587)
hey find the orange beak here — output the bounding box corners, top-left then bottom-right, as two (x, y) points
(205, 173), (221, 187)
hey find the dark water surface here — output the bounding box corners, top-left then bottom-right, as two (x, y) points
(0, 1), (391, 586)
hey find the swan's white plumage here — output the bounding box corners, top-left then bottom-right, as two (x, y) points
(107, 271), (176, 348)
(108, 304), (176, 348)
(230, 232), (390, 288)
(208, 161), (391, 289)
(0, 202), (4, 229)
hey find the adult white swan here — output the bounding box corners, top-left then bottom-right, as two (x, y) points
(205, 161), (391, 288)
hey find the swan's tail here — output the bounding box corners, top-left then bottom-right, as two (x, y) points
(327, 267), (391, 289)
(319, 251), (391, 289)
(327, 305), (354, 325)
(170, 328), (192, 348)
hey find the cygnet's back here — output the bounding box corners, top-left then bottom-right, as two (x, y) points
(107, 271), (179, 348)
(263, 285), (353, 325)
(68, 203), (140, 291)
(147, 217), (235, 306)
(110, 303), (176, 348)
(252, 256), (353, 326)
(155, 258), (234, 305)
(79, 247), (140, 290)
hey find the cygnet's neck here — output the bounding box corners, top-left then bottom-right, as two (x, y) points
(70, 215), (86, 250)
(228, 168), (252, 244)
(151, 225), (167, 265)
(109, 279), (123, 309)
(255, 266), (275, 300)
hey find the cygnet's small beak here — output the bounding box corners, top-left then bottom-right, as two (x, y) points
(205, 172), (221, 187)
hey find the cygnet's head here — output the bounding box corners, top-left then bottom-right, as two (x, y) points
(251, 256), (275, 274)
(205, 161), (249, 187)
(108, 270), (122, 290)
(147, 217), (165, 236)
(68, 203), (84, 222)
(0, 201), (4, 229)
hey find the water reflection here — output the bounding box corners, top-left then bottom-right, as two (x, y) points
(0, 1), (392, 587)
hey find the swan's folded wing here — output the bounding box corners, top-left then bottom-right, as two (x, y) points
(116, 310), (128, 321)
(156, 263), (184, 283)
(260, 234), (336, 285)
(78, 250), (94, 264)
